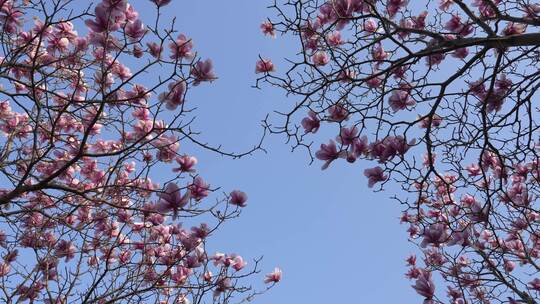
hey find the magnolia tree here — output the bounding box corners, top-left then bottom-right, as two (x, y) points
(0, 0), (281, 303)
(258, 0), (540, 303)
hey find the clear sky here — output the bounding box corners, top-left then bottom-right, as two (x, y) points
(137, 1), (419, 302)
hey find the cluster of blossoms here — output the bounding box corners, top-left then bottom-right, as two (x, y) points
(0, 0), (279, 303)
(307, 102), (416, 187)
(400, 155), (540, 304)
(260, 0), (540, 303)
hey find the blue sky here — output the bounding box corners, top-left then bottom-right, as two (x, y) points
(138, 1), (419, 302)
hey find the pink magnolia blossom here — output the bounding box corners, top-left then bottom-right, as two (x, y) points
(503, 260), (516, 272)
(328, 104), (349, 122)
(312, 51), (329, 66)
(387, 0), (408, 18)
(412, 11), (428, 29)
(169, 34), (194, 60)
(255, 59), (276, 74)
(232, 255), (247, 271)
(189, 177), (210, 201)
(156, 183), (190, 218)
(370, 136), (414, 162)
(398, 18), (414, 39)
(85, 5), (117, 33)
(363, 18), (378, 32)
(264, 267), (282, 284)
(529, 278), (540, 291)
(412, 270), (435, 299)
(420, 223), (449, 247)
(229, 190), (248, 207)
(55, 240), (76, 261)
(452, 47), (469, 59)
(125, 19), (146, 41)
(364, 166), (387, 188)
(316, 140), (343, 170)
(327, 31), (343, 46)
(439, 0), (454, 10)
(445, 15), (465, 33)
(336, 126), (358, 146)
(372, 44), (388, 61)
(260, 21), (276, 38)
(173, 155), (198, 173)
(503, 22), (527, 36)
(0, 262), (10, 276)
(132, 45), (143, 57)
(301, 111), (320, 133)
(191, 59), (217, 85)
(147, 42), (162, 58)
(338, 68), (357, 82)
(351, 135), (369, 159)
(213, 278), (232, 298)
(472, 0), (500, 18)
(366, 74), (382, 88)
(388, 90), (415, 112)
(154, 135), (180, 162)
(159, 81), (186, 110)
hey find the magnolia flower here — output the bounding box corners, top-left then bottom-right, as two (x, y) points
(366, 75), (382, 88)
(213, 278), (232, 298)
(420, 223), (448, 247)
(372, 44), (388, 61)
(364, 166), (387, 188)
(387, 0), (408, 18)
(439, 0), (454, 11)
(191, 59), (217, 85)
(312, 51), (329, 66)
(189, 177), (210, 201)
(301, 111), (320, 133)
(260, 21), (276, 38)
(363, 18), (378, 32)
(169, 34), (194, 60)
(370, 136), (413, 162)
(412, 11), (428, 29)
(389, 90), (415, 112)
(125, 19), (146, 41)
(55, 240), (76, 261)
(503, 260), (515, 272)
(159, 81), (186, 110)
(203, 271), (213, 282)
(445, 14), (465, 33)
(85, 5), (116, 33)
(529, 278), (540, 291)
(336, 126), (358, 146)
(232, 255), (247, 271)
(452, 47), (469, 59)
(412, 270), (435, 299)
(173, 155), (198, 173)
(255, 59), (275, 73)
(328, 104), (349, 122)
(264, 267), (282, 283)
(229, 190), (248, 207)
(147, 42), (162, 58)
(156, 183), (190, 219)
(327, 31), (343, 46)
(316, 140), (343, 170)
(0, 262), (10, 276)
(351, 135), (369, 158)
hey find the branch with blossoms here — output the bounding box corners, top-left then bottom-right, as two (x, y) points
(259, 0), (540, 303)
(0, 0), (279, 303)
